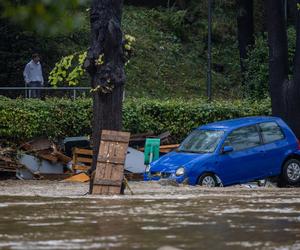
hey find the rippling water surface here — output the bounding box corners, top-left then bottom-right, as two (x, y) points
(0, 181), (299, 249)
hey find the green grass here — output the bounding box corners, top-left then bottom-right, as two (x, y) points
(122, 5), (242, 99)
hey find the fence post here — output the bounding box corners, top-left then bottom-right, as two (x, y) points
(73, 89), (76, 100)
(25, 83), (27, 98)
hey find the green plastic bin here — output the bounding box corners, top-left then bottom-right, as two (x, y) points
(144, 138), (160, 165)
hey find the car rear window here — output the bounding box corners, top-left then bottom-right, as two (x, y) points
(224, 125), (261, 151)
(259, 122), (284, 143)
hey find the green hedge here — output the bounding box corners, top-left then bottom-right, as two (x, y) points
(0, 96), (271, 142)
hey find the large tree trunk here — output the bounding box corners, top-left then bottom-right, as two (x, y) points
(265, 0), (300, 138)
(84, 0), (125, 193)
(265, 0), (289, 118)
(287, 0), (300, 137)
(175, 0), (187, 9)
(293, 1), (300, 83)
(236, 0), (254, 73)
(287, 0), (297, 25)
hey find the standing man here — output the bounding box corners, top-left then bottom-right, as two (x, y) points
(23, 53), (44, 98)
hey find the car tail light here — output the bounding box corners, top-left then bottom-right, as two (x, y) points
(297, 139), (300, 150)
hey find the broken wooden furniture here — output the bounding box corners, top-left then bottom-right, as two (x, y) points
(0, 147), (21, 179)
(129, 131), (172, 147)
(92, 130), (130, 195)
(63, 136), (90, 157)
(16, 138), (73, 180)
(67, 145), (145, 182)
(139, 144), (180, 154)
(72, 148), (93, 172)
(158, 144), (180, 153)
(64, 172), (90, 182)
(19, 137), (72, 165)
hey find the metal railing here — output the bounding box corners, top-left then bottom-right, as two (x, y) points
(0, 87), (91, 100)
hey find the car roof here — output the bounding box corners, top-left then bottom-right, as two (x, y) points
(198, 116), (281, 131)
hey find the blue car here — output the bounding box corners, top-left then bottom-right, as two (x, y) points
(144, 116), (300, 187)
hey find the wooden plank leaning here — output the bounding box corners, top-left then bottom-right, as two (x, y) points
(92, 130), (131, 195)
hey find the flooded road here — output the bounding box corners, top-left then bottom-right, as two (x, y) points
(0, 180), (299, 249)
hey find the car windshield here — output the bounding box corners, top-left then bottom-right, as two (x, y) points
(178, 129), (224, 153)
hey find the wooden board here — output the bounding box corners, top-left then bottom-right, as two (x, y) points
(92, 130), (130, 195)
(139, 144), (180, 153)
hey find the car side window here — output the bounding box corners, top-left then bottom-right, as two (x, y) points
(259, 122), (285, 143)
(224, 125), (261, 151)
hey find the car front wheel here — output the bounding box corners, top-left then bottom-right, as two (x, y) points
(198, 173), (217, 187)
(281, 159), (300, 186)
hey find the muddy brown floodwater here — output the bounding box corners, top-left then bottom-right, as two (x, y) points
(0, 180), (299, 250)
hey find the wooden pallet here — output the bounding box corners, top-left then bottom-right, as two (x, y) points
(72, 148), (93, 171)
(92, 130), (130, 195)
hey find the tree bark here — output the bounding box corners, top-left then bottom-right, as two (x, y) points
(265, 0), (300, 138)
(265, 0), (289, 118)
(236, 0), (254, 73)
(84, 0), (125, 193)
(175, 0), (187, 9)
(287, 0), (297, 25)
(293, 1), (300, 82)
(287, 0), (300, 137)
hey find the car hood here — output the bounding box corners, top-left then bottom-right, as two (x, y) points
(150, 151), (211, 172)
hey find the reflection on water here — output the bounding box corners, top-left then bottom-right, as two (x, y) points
(0, 181), (299, 249)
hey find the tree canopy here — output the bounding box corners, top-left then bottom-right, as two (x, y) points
(1, 0), (87, 35)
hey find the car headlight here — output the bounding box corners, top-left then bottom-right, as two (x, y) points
(145, 165), (151, 173)
(176, 167), (185, 176)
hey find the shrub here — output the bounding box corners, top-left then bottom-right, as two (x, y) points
(0, 97), (271, 142)
(0, 97), (92, 141)
(243, 27), (296, 99)
(124, 98), (271, 141)
(243, 34), (269, 100)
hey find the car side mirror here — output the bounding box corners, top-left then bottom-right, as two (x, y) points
(222, 146), (234, 154)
